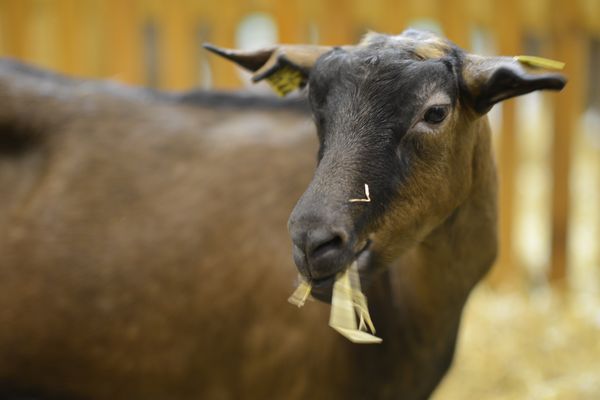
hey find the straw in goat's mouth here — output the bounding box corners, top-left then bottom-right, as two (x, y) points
(288, 261), (382, 344)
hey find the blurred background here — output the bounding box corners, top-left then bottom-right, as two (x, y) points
(0, 0), (599, 398)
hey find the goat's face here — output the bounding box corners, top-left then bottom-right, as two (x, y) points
(289, 34), (470, 287)
(206, 30), (566, 295)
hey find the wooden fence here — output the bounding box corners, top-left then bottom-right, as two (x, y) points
(1, 0), (598, 288)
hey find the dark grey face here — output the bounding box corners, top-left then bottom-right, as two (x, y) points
(205, 29), (566, 298)
(288, 38), (466, 291)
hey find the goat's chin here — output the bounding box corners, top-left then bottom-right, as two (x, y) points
(309, 275), (336, 303)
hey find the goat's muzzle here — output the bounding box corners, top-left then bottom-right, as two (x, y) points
(288, 209), (357, 283)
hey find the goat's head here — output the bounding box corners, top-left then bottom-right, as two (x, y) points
(206, 29), (566, 298)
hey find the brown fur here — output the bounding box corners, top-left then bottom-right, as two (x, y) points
(0, 46), (508, 399)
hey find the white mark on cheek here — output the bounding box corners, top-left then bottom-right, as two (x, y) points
(349, 184), (371, 203)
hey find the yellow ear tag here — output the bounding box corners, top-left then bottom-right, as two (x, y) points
(514, 55), (565, 71)
(265, 65), (305, 96)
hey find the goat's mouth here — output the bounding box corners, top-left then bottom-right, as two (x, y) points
(309, 239), (373, 303)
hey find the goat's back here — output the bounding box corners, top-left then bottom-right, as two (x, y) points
(0, 60), (354, 399)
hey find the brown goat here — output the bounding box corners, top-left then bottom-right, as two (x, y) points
(0, 29), (565, 400)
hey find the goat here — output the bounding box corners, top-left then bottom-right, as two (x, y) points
(0, 28), (565, 400)
(207, 28), (566, 399)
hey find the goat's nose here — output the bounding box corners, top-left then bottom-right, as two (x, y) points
(306, 227), (348, 261)
(289, 221), (353, 280)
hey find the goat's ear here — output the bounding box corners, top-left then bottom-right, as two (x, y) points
(462, 55), (567, 113)
(203, 44), (332, 96)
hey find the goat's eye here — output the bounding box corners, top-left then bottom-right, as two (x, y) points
(423, 106), (448, 124)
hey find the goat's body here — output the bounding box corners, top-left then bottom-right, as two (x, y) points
(0, 60), (496, 400)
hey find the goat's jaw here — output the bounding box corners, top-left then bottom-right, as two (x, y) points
(309, 238), (374, 303)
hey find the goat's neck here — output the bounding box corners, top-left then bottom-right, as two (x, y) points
(401, 116), (496, 307)
(419, 116), (497, 299)
(367, 117), (497, 388)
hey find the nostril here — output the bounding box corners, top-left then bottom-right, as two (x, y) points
(306, 228), (348, 261)
(311, 235), (344, 259)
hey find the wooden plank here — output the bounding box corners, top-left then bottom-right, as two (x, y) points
(579, 0), (600, 35)
(0, 0), (29, 59)
(274, 0), (305, 43)
(520, 0), (551, 34)
(406, 0), (438, 21)
(299, 0), (321, 42)
(439, 0), (470, 49)
(350, 0), (409, 36)
(351, 0), (385, 33)
(549, 0), (586, 288)
(465, 0), (494, 27)
(486, 0), (524, 287)
(384, 0), (411, 35)
(157, 0), (198, 90)
(103, 0), (143, 85)
(79, 0), (106, 78)
(205, 0), (240, 89)
(188, 2), (216, 89)
(64, 0), (103, 78)
(309, 0), (356, 45)
(25, 0), (59, 70)
(0, 0), (3, 54)
(56, 0), (82, 76)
